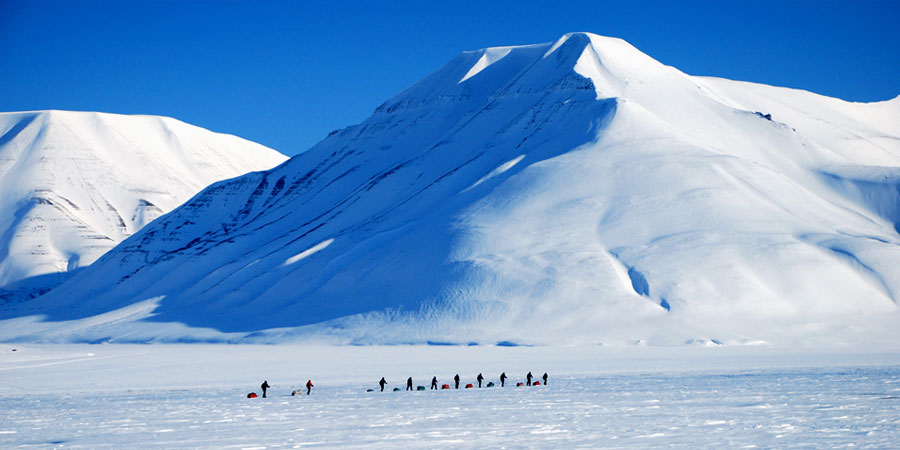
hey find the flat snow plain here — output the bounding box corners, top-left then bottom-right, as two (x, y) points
(2, 344), (899, 448)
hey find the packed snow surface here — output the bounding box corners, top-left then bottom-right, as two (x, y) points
(2, 33), (899, 346)
(1, 344), (899, 448)
(0, 111), (287, 300)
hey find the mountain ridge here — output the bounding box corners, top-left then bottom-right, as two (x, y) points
(2, 33), (898, 347)
(0, 110), (288, 300)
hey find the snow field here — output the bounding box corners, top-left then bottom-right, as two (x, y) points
(2, 344), (899, 448)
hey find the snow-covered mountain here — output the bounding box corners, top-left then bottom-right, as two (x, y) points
(0, 110), (287, 300)
(3, 33), (899, 346)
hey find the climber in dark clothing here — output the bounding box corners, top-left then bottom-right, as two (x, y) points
(454, 374), (460, 389)
(477, 373), (484, 388)
(527, 372), (533, 386)
(306, 379), (314, 395)
(500, 372), (507, 387)
(431, 376), (438, 390)
(542, 373), (548, 385)
(379, 377), (387, 392)
(261, 380), (270, 398)
(406, 377), (413, 391)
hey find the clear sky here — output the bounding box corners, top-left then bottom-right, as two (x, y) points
(1, 0), (898, 156)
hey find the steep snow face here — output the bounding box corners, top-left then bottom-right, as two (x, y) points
(3, 33), (899, 347)
(0, 111), (287, 298)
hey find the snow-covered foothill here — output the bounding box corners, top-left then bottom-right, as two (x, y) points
(2, 33), (898, 347)
(0, 110), (287, 300)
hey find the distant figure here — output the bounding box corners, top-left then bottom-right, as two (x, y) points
(406, 377), (413, 391)
(431, 376), (438, 390)
(379, 377), (387, 392)
(306, 379), (314, 395)
(500, 372), (507, 387)
(477, 373), (484, 388)
(526, 372), (533, 386)
(542, 373), (548, 386)
(454, 374), (461, 389)
(261, 380), (270, 398)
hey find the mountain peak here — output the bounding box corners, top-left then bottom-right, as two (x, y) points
(3, 36), (899, 347)
(377, 33), (680, 117)
(544, 31), (628, 55)
(0, 110), (287, 297)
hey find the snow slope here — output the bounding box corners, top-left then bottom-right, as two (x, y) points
(2, 33), (899, 346)
(0, 111), (287, 300)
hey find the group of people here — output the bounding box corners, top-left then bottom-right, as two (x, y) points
(255, 379), (313, 398)
(379, 371), (548, 391)
(251, 371), (549, 398)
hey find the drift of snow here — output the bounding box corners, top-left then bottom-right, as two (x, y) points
(2, 33), (899, 347)
(0, 110), (287, 300)
(284, 238), (335, 266)
(459, 46), (514, 83)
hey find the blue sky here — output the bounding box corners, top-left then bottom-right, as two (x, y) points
(1, 0), (898, 156)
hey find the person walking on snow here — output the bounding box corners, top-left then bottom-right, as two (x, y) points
(261, 380), (270, 398)
(500, 372), (507, 387)
(527, 372), (533, 386)
(431, 376), (438, 390)
(454, 374), (460, 389)
(406, 377), (413, 391)
(542, 373), (548, 386)
(379, 377), (387, 392)
(477, 373), (484, 388)
(306, 379), (314, 395)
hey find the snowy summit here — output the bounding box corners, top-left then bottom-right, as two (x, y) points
(0, 110), (287, 301)
(2, 33), (899, 347)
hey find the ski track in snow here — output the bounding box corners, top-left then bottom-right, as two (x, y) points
(1, 345), (899, 448)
